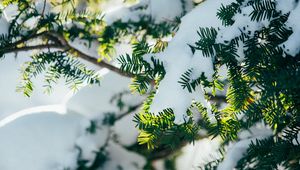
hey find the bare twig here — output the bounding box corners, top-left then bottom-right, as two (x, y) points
(115, 103), (143, 121)
(41, 0), (47, 17)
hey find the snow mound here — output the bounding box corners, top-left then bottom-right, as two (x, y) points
(0, 112), (84, 170)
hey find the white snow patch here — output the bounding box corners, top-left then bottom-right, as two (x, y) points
(0, 111), (84, 170)
(2, 4), (18, 22)
(67, 71), (133, 118)
(0, 15), (9, 35)
(276, 0), (296, 14)
(103, 141), (146, 170)
(113, 111), (140, 146)
(104, 0), (193, 25)
(75, 124), (109, 166)
(217, 123), (273, 170)
(176, 137), (221, 169)
(281, 2), (300, 56)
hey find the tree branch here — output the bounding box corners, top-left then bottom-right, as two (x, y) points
(47, 32), (135, 78)
(1, 31), (134, 78)
(1, 32), (48, 53)
(2, 44), (61, 53)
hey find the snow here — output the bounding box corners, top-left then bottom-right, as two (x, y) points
(0, 54), (71, 119)
(0, 108), (146, 170)
(215, 0), (300, 57)
(2, 4), (18, 22)
(35, 0), (51, 15)
(113, 112), (140, 146)
(0, 104), (67, 128)
(0, 68), (146, 169)
(0, 111), (83, 170)
(217, 123), (272, 170)
(103, 141), (146, 170)
(217, 5), (269, 43)
(143, 0), (300, 123)
(104, 0), (193, 25)
(66, 71), (142, 119)
(276, 0), (296, 14)
(104, 5), (142, 25)
(144, 0), (233, 123)
(176, 137), (221, 169)
(75, 120), (109, 165)
(292, 132), (300, 145)
(152, 160), (165, 170)
(23, 16), (40, 29)
(0, 12), (147, 166)
(68, 38), (102, 60)
(0, 15), (9, 35)
(1, 0), (300, 169)
(280, 2), (300, 56)
(150, 0), (193, 23)
(66, 69), (143, 148)
(0, 34), (144, 170)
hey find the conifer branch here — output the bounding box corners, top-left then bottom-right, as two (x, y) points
(1, 31), (134, 78)
(45, 32), (135, 78)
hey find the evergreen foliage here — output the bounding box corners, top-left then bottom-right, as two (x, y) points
(117, 0), (300, 169)
(1, 0), (300, 169)
(18, 51), (101, 96)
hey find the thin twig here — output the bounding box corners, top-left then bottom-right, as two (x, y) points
(41, 0), (47, 17)
(115, 103), (143, 121)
